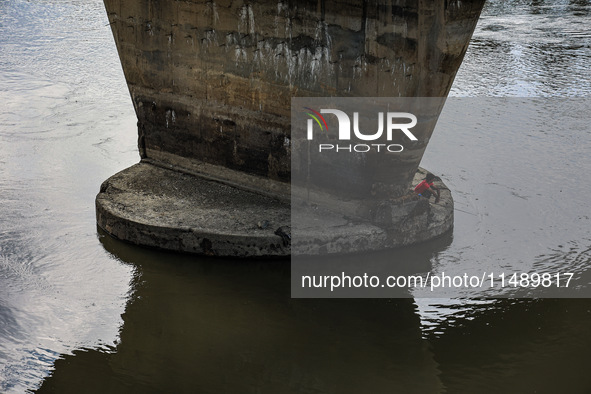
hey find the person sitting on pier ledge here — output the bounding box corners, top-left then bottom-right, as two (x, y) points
(414, 173), (441, 203)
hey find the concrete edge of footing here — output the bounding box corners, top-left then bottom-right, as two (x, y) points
(96, 163), (454, 258)
(96, 201), (291, 259)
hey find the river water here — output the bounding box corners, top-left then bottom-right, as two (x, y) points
(0, 0), (590, 393)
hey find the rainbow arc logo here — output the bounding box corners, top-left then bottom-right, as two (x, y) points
(303, 107), (328, 132)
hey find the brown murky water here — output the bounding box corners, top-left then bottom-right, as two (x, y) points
(1, 0), (590, 393)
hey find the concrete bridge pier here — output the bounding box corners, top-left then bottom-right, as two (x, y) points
(96, 0), (485, 257)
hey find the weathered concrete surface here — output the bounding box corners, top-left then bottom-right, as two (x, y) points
(99, 0), (482, 255)
(96, 163), (451, 257)
(292, 167), (453, 255)
(96, 162), (290, 257)
(103, 0), (485, 196)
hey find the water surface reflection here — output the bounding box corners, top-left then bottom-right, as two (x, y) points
(40, 235), (440, 393)
(37, 235), (591, 393)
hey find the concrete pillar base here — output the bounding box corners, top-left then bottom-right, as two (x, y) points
(96, 163), (453, 257)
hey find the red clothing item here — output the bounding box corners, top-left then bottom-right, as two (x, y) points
(414, 180), (433, 194)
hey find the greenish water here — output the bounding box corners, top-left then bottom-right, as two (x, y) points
(0, 0), (590, 393)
